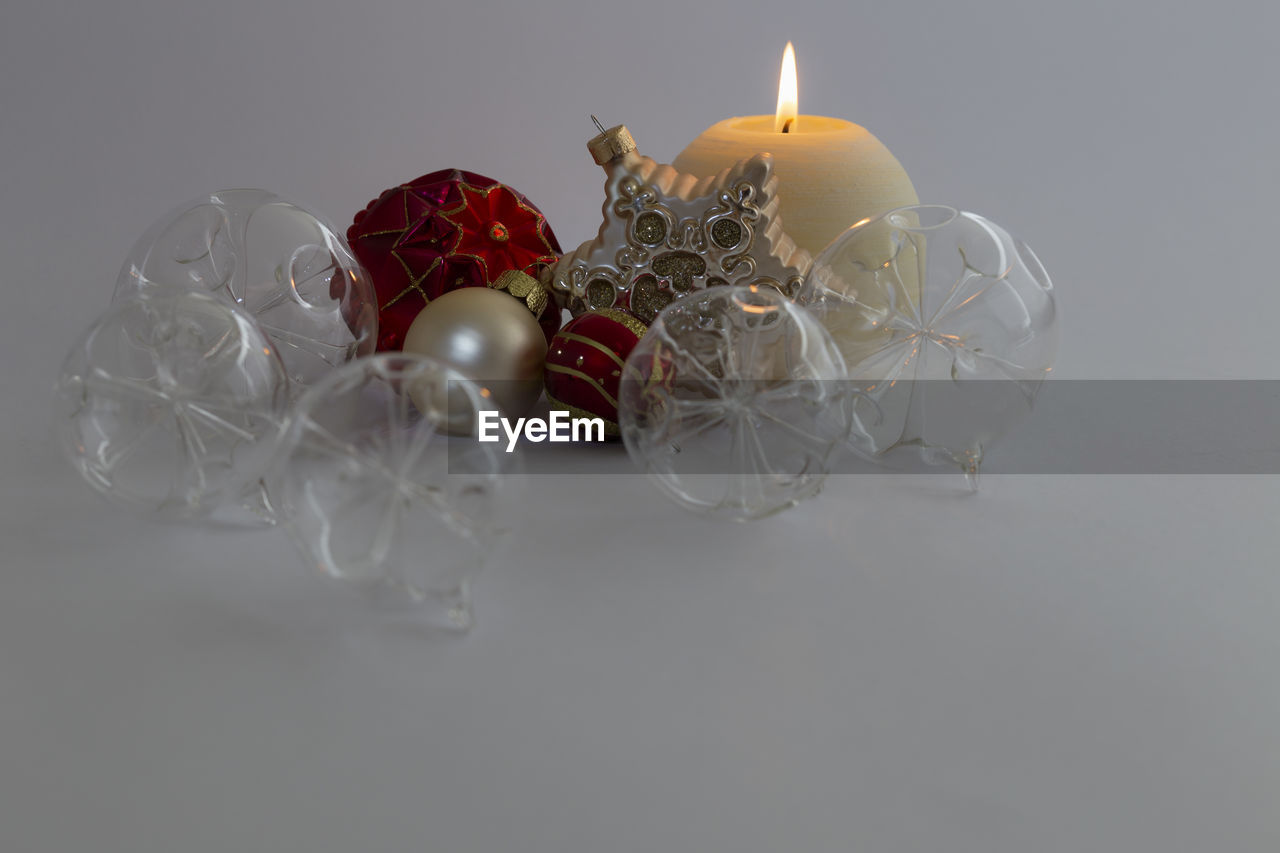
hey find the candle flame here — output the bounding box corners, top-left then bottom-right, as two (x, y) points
(775, 42), (798, 133)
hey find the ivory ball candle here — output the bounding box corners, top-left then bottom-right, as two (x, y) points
(671, 43), (918, 258)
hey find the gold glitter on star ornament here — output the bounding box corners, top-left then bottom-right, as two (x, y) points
(546, 121), (813, 324)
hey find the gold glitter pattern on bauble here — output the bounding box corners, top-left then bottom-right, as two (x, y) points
(593, 307), (649, 339)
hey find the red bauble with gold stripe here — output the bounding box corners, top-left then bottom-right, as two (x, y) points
(543, 309), (648, 436)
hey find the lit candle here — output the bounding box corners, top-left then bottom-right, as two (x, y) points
(671, 42), (918, 257)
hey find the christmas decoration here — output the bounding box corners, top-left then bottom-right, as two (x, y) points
(671, 44), (919, 258)
(114, 188), (377, 392)
(401, 287), (548, 422)
(800, 205), (1058, 489)
(543, 308), (648, 435)
(56, 82), (1060, 582)
(273, 354), (521, 630)
(348, 169), (562, 351)
(618, 285), (851, 521)
(547, 122), (812, 324)
(56, 290), (289, 523)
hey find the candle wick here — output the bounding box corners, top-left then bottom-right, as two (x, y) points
(780, 118), (794, 134)
(591, 115), (607, 134)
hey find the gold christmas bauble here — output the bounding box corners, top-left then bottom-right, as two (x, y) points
(402, 287), (548, 427)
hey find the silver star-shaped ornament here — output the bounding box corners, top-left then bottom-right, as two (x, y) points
(547, 124), (812, 324)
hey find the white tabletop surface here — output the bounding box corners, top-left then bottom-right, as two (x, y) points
(3, 1), (1278, 851)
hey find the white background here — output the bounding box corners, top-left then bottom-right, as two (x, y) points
(2, 1), (1278, 850)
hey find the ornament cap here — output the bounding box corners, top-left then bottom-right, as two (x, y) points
(588, 124), (637, 165)
(492, 268), (551, 319)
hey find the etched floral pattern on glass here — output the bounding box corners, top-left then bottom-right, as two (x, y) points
(270, 354), (520, 630)
(619, 285), (852, 520)
(799, 205), (1058, 486)
(56, 290), (289, 521)
(114, 189), (377, 393)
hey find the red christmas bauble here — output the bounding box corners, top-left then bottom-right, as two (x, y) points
(543, 308), (648, 436)
(348, 169), (562, 351)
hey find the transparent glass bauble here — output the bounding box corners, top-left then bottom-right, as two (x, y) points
(618, 285), (852, 521)
(799, 205), (1058, 487)
(113, 188), (377, 392)
(270, 354), (521, 630)
(55, 290), (289, 522)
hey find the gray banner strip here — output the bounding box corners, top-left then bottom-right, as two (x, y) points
(950, 380), (1280, 474)
(457, 381), (1280, 475)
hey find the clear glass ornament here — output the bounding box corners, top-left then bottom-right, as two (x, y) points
(114, 188), (377, 391)
(618, 285), (852, 521)
(799, 205), (1058, 487)
(55, 290), (289, 522)
(270, 354), (521, 630)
